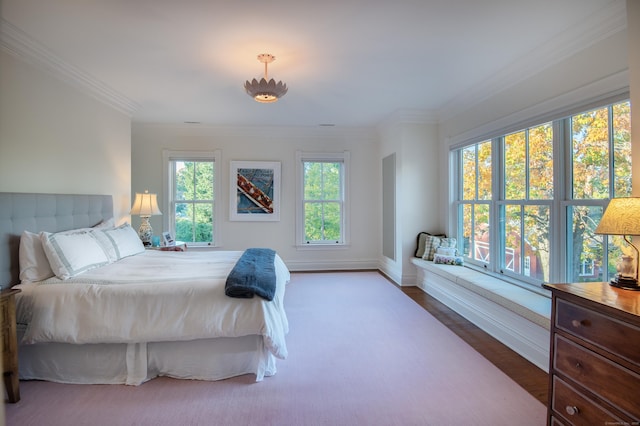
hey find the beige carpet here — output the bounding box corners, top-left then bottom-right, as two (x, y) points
(6, 271), (546, 425)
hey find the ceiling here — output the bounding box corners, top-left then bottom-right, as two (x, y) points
(1, 0), (626, 127)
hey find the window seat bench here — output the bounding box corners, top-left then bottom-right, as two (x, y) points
(411, 258), (551, 372)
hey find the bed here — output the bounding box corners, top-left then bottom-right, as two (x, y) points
(0, 192), (289, 385)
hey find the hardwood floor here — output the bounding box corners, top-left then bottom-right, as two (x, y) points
(398, 284), (549, 405)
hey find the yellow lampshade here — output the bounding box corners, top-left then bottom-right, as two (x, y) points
(595, 197), (640, 290)
(130, 191), (162, 217)
(595, 197), (640, 236)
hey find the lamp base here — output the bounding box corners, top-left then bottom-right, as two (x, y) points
(138, 216), (153, 247)
(610, 275), (640, 291)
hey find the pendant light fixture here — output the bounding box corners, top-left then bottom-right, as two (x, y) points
(244, 53), (288, 103)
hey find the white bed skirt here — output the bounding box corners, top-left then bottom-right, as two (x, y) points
(18, 326), (277, 385)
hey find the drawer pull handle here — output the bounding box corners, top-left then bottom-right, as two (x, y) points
(565, 406), (579, 416)
(571, 319), (585, 328)
(575, 362), (581, 369)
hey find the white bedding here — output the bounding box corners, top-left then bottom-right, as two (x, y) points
(15, 250), (290, 360)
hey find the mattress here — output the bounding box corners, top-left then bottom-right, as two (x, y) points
(14, 249), (290, 384)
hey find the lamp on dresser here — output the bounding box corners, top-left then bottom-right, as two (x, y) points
(130, 190), (162, 246)
(594, 197), (640, 290)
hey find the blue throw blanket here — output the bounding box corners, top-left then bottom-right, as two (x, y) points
(225, 248), (277, 301)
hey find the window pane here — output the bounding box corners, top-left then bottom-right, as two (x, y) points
(528, 123), (553, 200)
(323, 202), (341, 241)
(322, 163), (341, 200)
(503, 204), (550, 281)
(175, 202), (193, 242)
(572, 108), (610, 199)
(477, 141), (492, 200)
(462, 147), (477, 200)
(524, 205), (549, 282)
(304, 202), (322, 241)
(569, 205), (604, 282)
(175, 161), (194, 201)
(193, 204), (213, 243)
(174, 203), (212, 243)
(303, 162), (323, 199)
(195, 162), (214, 200)
(461, 203), (472, 257)
(613, 101), (632, 197)
(474, 204), (490, 263)
(504, 205), (521, 273)
(504, 132), (526, 200)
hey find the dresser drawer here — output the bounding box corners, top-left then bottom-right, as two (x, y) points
(551, 376), (626, 425)
(550, 417), (566, 426)
(556, 299), (640, 365)
(554, 335), (640, 419)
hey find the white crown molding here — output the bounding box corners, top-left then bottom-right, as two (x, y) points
(445, 69), (629, 148)
(438, 1), (628, 122)
(0, 18), (139, 116)
(133, 121), (380, 140)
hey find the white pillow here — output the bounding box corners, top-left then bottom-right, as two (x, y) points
(19, 231), (54, 282)
(40, 229), (112, 279)
(93, 218), (115, 229)
(97, 223), (145, 261)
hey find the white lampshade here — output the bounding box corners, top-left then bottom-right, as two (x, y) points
(130, 191), (162, 217)
(595, 197), (640, 290)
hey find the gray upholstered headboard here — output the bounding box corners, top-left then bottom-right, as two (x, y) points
(0, 193), (113, 289)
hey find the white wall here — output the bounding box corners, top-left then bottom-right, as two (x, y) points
(0, 50), (132, 221)
(131, 124), (380, 270)
(378, 114), (440, 284)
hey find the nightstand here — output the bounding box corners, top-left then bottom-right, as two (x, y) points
(147, 241), (188, 252)
(1, 288), (20, 403)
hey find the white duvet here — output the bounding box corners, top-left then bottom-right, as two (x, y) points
(14, 250), (290, 360)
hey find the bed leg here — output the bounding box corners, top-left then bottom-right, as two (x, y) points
(3, 371), (20, 403)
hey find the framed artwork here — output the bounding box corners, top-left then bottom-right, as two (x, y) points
(162, 231), (175, 246)
(230, 161), (281, 221)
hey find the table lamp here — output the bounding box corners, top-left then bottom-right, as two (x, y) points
(594, 197), (640, 290)
(130, 190), (162, 246)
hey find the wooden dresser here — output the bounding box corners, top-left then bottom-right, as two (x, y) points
(1, 288), (20, 403)
(543, 283), (640, 425)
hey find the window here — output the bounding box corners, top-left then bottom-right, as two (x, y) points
(163, 150), (221, 247)
(567, 101), (632, 283)
(502, 123), (553, 282)
(459, 141), (492, 264)
(452, 99), (631, 286)
(296, 151), (350, 246)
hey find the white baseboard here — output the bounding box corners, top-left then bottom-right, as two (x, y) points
(416, 267), (550, 372)
(378, 257), (402, 284)
(286, 259), (379, 272)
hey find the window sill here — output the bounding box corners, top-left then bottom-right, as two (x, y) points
(295, 243), (350, 251)
(411, 257), (551, 329)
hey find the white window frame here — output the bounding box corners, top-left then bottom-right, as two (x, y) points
(450, 94), (630, 290)
(295, 150), (350, 249)
(162, 149), (221, 247)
